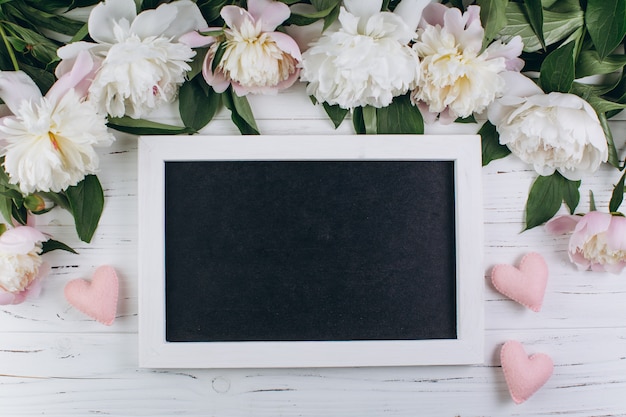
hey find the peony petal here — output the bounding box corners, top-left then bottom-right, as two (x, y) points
(179, 30), (217, 48)
(393, 0), (434, 31)
(500, 71), (543, 98)
(267, 31), (302, 60)
(445, 5), (483, 53)
(606, 216), (626, 251)
(0, 71), (42, 115)
(420, 2), (447, 27)
(132, 0), (207, 40)
(248, 0), (291, 32)
(221, 5), (254, 31)
(545, 215), (581, 235)
(55, 42), (99, 79)
(46, 50), (95, 103)
(0, 291), (20, 305)
(575, 211), (611, 236)
(343, 0), (383, 19)
(284, 18), (326, 52)
(202, 57), (231, 93)
(486, 36), (524, 71)
(88, 0), (137, 44)
(417, 101), (438, 124)
(0, 226), (47, 255)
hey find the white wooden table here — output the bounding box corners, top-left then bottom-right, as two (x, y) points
(1, 85), (625, 416)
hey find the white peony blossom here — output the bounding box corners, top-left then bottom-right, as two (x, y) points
(412, 4), (523, 123)
(182, 0), (301, 96)
(0, 226), (47, 294)
(0, 90), (113, 194)
(0, 64), (114, 194)
(56, 0), (207, 118)
(299, 0), (420, 109)
(488, 72), (608, 181)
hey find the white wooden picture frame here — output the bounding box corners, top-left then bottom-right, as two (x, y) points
(138, 135), (484, 368)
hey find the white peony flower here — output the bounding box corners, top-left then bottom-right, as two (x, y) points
(299, 0), (420, 109)
(488, 72), (608, 181)
(181, 0), (301, 96)
(56, 0), (207, 118)
(0, 226), (47, 296)
(0, 63), (114, 194)
(411, 4), (523, 123)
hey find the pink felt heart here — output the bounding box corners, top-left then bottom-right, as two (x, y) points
(64, 266), (119, 326)
(501, 340), (553, 404)
(491, 252), (548, 312)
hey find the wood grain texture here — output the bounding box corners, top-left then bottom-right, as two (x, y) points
(0, 88), (624, 416)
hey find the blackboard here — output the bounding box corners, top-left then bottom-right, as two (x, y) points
(164, 160), (457, 343)
(138, 135), (483, 368)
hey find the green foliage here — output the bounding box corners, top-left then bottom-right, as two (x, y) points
(539, 41), (575, 93)
(479, 121), (511, 166)
(585, 0), (626, 61)
(322, 102), (349, 129)
(477, 0), (508, 43)
(525, 172), (580, 230)
(523, 0), (546, 50)
(222, 88), (260, 135)
(65, 175), (104, 243)
(375, 95), (424, 134)
(179, 76), (221, 132)
(41, 239), (78, 255)
(609, 170), (626, 213)
(107, 117), (195, 135)
(499, 0), (584, 53)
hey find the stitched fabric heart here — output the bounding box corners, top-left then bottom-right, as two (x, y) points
(64, 266), (119, 326)
(501, 340), (553, 404)
(491, 252), (548, 312)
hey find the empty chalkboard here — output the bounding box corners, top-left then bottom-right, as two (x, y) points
(138, 135), (484, 368)
(164, 160), (457, 343)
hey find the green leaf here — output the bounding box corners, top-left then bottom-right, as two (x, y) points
(598, 112), (620, 168)
(65, 175), (104, 243)
(540, 41), (575, 93)
(286, 3), (337, 26)
(107, 117), (195, 135)
(10, 2), (84, 36)
(197, 0), (230, 24)
(500, 1), (584, 53)
(375, 94), (424, 134)
(0, 187), (13, 224)
(11, 204), (27, 225)
(610, 170), (626, 213)
(211, 41), (227, 73)
(41, 239), (78, 255)
(3, 22), (60, 67)
(576, 50), (626, 78)
(187, 47), (208, 80)
(589, 190), (597, 211)
(362, 106), (377, 134)
(455, 115), (477, 124)
(523, 0), (546, 50)
(476, 0), (508, 43)
(69, 23), (89, 43)
(37, 191), (70, 211)
(525, 172), (580, 230)
(352, 106), (365, 134)
(479, 120), (511, 166)
(222, 89), (260, 135)
(322, 102), (349, 129)
(322, 4), (341, 31)
(311, 0), (340, 11)
(585, 0), (626, 60)
(179, 76), (221, 132)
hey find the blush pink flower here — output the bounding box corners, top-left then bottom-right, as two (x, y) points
(411, 3), (523, 123)
(0, 226), (49, 305)
(181, 0), (301, 96)
(546, 211), (626, 274)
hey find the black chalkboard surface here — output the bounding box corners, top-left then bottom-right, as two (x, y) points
(164, 160), (456, 343)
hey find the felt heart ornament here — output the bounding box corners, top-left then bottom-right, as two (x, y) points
(64, 266), (119, 326)
(491, 252), (548, 312)
(501, 340), (554, 404)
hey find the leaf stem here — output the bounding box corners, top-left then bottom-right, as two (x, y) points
(0, 23), (19, 71)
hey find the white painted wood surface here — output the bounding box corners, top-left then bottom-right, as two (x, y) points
(1, 83), (625, 415)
